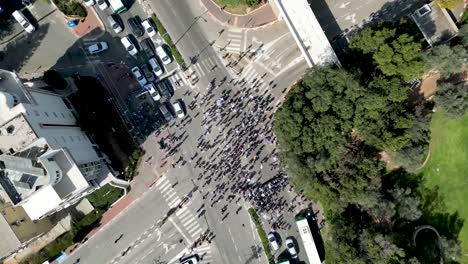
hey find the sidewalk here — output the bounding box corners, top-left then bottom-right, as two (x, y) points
(201, 0), (277, 28)
(73, 7), (105, 38)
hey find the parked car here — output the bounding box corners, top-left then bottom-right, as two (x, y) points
(159, 103), (174, 122)
(83, 0), (95, 7)
(285, 238), (298, 258)
(268, 232), (279, 251)
(172, 100), (185, 118)
(12, 10), (35, 33)
(131, 66), (147, 87)
(156, 46), (171, 65)
(140, 38), (155, 57)
(97, 0), (108, 10)
(87, 41), (108, 54)
(179, 255), (198, 264)
(155, 79), (173, 98)
(141, 19), (156, 38)
(107, 15), (123, 33)
(144, 83), (161, 101)
(127, 17), (144, 37)
(148, 57), (164, 77)
(121, 36), (138, 56)
(140, 63), (155, 83)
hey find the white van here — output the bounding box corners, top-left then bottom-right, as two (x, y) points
(12, 10), (35, 33)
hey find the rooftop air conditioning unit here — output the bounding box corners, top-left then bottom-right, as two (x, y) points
(416, 4), (431, 18)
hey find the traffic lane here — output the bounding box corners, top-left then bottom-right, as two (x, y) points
(63, 189), (172, 264)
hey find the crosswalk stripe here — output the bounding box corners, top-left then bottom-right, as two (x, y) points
(186, 222), (201, 234)
(193, 64), (206, 76)
(182, 217), (196, 227)
(177, 210), (191, 220)
(164, 191), (177, 200)
(168, 197), (181, 208)
(196, 245), (211, 251)
(175, 206), (188, 216)
(159, 181), (172, 193)
(190, 227), (203, 238)
(157, 178), (170, 189)
(177, 72), (190, 86)
(155, 176), (167, 187)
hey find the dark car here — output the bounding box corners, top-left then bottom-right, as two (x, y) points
(141, 63), (155, 83)
(155, 79), (173, 98)
(140, 38), (155, 57)
(159, 102), (174, 122)
(127, 17), (144, 37)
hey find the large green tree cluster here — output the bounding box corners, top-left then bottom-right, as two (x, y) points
(274, 20), (462, 263)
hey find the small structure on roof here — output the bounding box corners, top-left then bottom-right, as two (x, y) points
(410, 2), (459, 47)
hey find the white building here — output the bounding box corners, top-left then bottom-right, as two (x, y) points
(0, 69), (104, 220)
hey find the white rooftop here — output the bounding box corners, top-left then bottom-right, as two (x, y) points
(274, 0), (339, 67)
(21, 185), (62, 220)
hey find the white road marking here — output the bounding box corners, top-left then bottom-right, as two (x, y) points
(168, 197), (182, 208)
(181, 216), (196, 227)
(169, 217), (192, 244)
(175, 206), (188, 216)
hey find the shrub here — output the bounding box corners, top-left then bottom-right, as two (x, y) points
(248, 208), (275, 264)
(151, 14), (187, 69)
(246, 0), (261, 7)
(53, 0), (87, 18)
(43, 69), (68, 89)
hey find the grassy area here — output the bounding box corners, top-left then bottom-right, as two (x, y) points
(461, 10), (468, 25)
(86, 184), (124, 210)
(151, 14), (187, 69)
(247, 208), (275, 264)
(421, 110), (468, 258)
(213, 0), (261, 14)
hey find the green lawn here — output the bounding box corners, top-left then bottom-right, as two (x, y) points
(421, 110), (468, 259)
(213, 0), (260, 14)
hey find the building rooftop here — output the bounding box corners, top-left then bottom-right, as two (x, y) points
(0, 114), (38, 155)
(411, 2), (459, 47)
(274, 0), (339, 67)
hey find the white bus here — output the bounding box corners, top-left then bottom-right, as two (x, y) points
(296, 214), (323, 264)
(109, 0), (127, 14)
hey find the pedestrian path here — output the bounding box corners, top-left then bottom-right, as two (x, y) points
(168, 244), (213, 264)
(240, 64), (271, 94)
(224, 29), (245, 53)
(168, 70), (191, 88)
(186, 56), (220, 79)
(157, 176), (182, 208)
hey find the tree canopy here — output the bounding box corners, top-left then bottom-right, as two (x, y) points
(433, 82), (468, 118)
(424, 44), (467, 77)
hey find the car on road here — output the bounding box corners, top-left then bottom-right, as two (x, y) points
(83, 0), (95, 7)
(268, 232), (279, 251)
(131, 66), (147, 87)
(172, 100), (185, 118)
(285, 238), (298, 258)
(141, 63), (155, 83)
(120, 36), (138, 56)
(179, 254), (198, 264)
(87, 41), (108, 54)
(156, 46), (171, 65)
(107, 15), (123, 33)
(97, 0), (108, 10)
(141, 19), (156, 38)
(12, 10), (35, 33)
(144, 83), (161, 101)
(155, 79), (173, 98)
(148, 57), (163, 77)
(127, 17), (144, 37)
(159, 103), (174, 122)
(140, 38), (155, 57)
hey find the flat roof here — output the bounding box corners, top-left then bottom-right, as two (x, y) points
(274, 0), (339, 67)
(0, 214), (21, 258)
(21, 185), (62, 220)
(411, 2), (459, 46)
(0, 114), (38, 154)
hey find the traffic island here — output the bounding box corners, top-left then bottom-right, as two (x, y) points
(248, 208), (275, 264)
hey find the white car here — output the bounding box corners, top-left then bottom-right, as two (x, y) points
(144, 83), (161, 101)
(285, 238), (298, 258)
(97, 0), (108, 10)
(268, 232), (279, 251)
(156, 46), (171, 65)
(12, 10), (35, 33)
(141, 19), (156, 38)
(83, 0), (95, 7)
(131, 67), (147, 87)
(121, 36), (138, 56)
(148, 57), (163, 77)
(172, 101), (185, 118)
(179, 255), (198, 264)
(87, 41), (108, 54)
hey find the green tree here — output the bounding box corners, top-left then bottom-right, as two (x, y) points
(424, 44), (467, 77)
(349, 22), (424, 81)
(433, 82), (468, 118)
(458, 23), (468, 47)
(440, 236), (462, 262)
(43, 69), (68, 89)
(389, 188), (422, 221)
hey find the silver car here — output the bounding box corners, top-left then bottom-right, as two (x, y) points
(286, 238), (298, 258)
(268, 232), (279, 251)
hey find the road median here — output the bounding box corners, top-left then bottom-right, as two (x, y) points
(151, 14), (187, 70)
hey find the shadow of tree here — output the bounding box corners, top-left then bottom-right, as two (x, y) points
(0, 23), (49, 72)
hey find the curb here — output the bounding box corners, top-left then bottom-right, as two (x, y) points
(208, 0), (270, 17)
(88, 6), (106, 39)
(201, 0), (278, 30)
